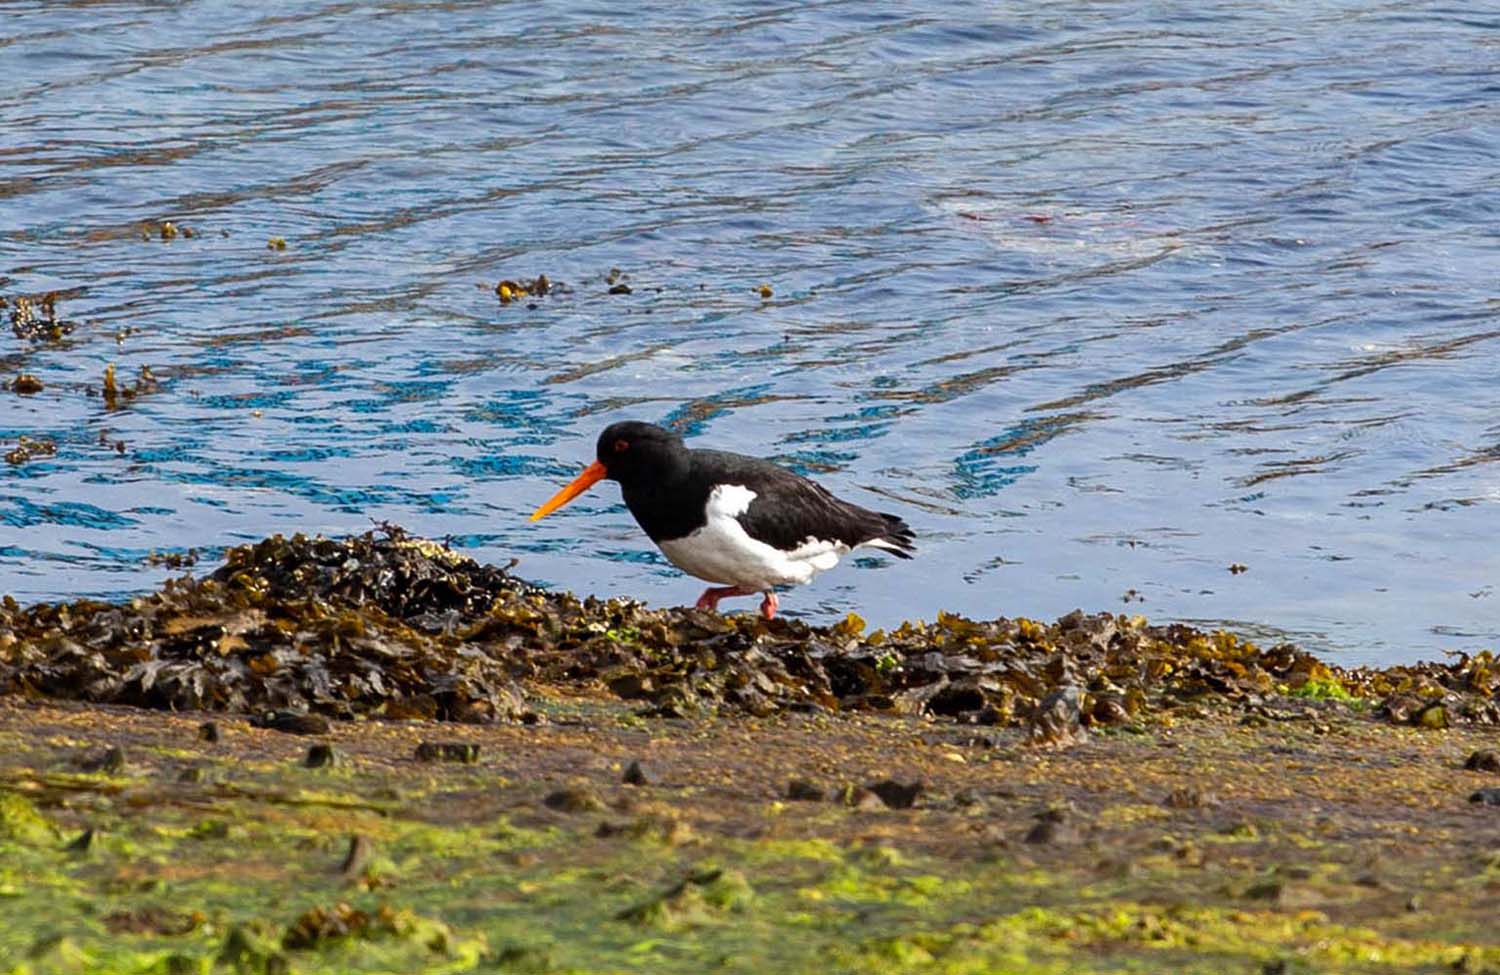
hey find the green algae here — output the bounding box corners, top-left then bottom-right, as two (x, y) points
(3, 788), (1498, 975)
(0, 793), (57, 846)
(4, 679), (1500, 975)
(1289, 677), (1360, 703)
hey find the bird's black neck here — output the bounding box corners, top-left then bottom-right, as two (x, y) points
(619, 456), (711, 542)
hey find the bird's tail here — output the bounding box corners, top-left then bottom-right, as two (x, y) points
(863, 513), (915, 559)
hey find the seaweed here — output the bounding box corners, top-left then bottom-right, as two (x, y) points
(7, 291), (76, 341)
(1, 527), (1497, 732)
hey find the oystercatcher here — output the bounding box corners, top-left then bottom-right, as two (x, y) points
(530, 421), (915, 619)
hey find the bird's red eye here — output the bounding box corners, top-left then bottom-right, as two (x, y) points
(614, 439), (629, 453)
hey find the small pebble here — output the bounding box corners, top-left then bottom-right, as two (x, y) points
(80, 746), (126, 774)
(1164, 786), (1217, 809)
(1463, 750), (1500, 773)
(786, 779), (825, 802)
(304, 744), (341, 768)
(339, 834), (372, 877)
(622, 760), (650, 786)
(1024, 806), (1083, 845)
(1469, 787), (1500, 806)
(251, 711), (330, 735)
(544, 787), (604, 814)
(414, 742), (480, 764)
(866, 779), (923, 810)
(840, 786), (885, 812)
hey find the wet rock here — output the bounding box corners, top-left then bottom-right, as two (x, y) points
(596, 814), (691, 845)
(198, 721), (220, 743)
(615, 867), (751, 926)
(339, 834), (373, 878)
(1374, 690), (1422, 720)
(383, 694), (438, 720)
(953, 788), (985, 809)
(786, 779), (825, 802)
(1464, 750), (1500, 773)
(218, 924), (288, 974)
(1024, 805), (1083, 845)
(1090, 695), (1131, 726)
(544, 786), (604, 814)
(622, 760), (650, 785)
(1415, 702), (1448, 729)
(866, 779), (924, 809)
(1164, 787), (1217, 809)
(104, 906), (202, 936)
(303, 744), (342, 768)
(1469, 787), (1500, 806)
(252, 711), (331, 736)
(840, 786), (886, 812)
(414, 742), (480, 764)
(1028, 685), (1089, 747)
(281, 903), (381, 950)
(79, 746), (126, 774)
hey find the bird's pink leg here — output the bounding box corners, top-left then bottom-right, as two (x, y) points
(695, 585), (753, 612)
(759, 591), (779, 620)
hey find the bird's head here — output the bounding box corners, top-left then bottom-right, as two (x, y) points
(530, 421), (687, 521)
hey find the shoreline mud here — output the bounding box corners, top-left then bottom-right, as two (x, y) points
(2, 529), (1498, 973)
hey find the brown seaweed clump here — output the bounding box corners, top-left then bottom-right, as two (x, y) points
(0, 528), (538, 722)
(1, 527), (1497, 729)
(100, 363), (160, 409)
(4, 436), (56, 465)
(495, 274), (552, 304)
(9, 373), (44, 395)
(6, 292), (76, 341)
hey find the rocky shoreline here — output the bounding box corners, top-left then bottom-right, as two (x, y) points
(3, 527), (1497, 735)
(2, 530), (1498, 973)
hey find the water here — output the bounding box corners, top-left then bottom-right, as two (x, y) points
(2, 1), (1497, 666)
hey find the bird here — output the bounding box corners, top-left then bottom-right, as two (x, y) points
(530, 421), (914, 619)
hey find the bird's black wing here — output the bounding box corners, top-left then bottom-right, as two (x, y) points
(695, 451), (914, 557)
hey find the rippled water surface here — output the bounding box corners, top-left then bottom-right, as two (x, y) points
(3, 1), (1498, 664)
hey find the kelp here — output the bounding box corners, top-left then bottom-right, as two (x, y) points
(1, 527), (1497, 729)
(6, 291), (76, 341)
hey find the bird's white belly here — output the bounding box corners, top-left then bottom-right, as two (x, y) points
(656, 484), (848, 591)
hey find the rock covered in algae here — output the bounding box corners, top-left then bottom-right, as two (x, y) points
(2, 527), (1499, 728)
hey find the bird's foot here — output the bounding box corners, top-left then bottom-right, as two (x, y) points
(759, 591), (778, 620)
(695, 585), (753, 612)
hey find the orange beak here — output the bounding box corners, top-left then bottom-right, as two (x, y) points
(529, 460), (608, 521)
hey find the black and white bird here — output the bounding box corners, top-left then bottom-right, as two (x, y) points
(530, 421), (915, 619)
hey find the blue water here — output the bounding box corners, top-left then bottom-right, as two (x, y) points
(2, 1), (1497, 665)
